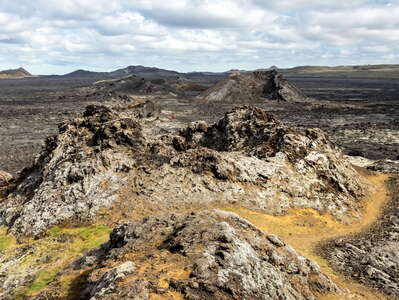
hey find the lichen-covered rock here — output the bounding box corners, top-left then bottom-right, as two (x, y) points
(197, 70), (308, 103)
(0, 105), (369, 237)
(171, 106), (369, 218)
(78, 210), (340, 300)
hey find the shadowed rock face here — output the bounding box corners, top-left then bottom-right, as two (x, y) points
(0, 104), (369, 238)
(259, 70), (308, 102)
(197, 70), (308, 103)
(76, 210), (340, 300)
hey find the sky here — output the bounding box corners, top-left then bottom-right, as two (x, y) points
(0, 0), (398, 74)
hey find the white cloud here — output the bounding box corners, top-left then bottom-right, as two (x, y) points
(0, 0), (398, 74)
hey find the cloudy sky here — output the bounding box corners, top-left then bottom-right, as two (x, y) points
(0, 0), (398, 74)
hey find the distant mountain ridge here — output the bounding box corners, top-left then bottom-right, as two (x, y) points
(110, 65), (180, 78)
(62, 65), (182, 79)
(0, 67), (32, 79)
(222, 64), (399, 78)
(280, 64), (399, 74)
(44, 63), (399, 80)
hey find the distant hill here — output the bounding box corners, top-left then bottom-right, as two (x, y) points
(61, 65), (182, 80)
(278, 64), (399, 78)
(63, 69), (109, 78)
(223, 64), (399, 74)
(110, 65), (181, 79)
(280, 64), (399, 73)
(220, 64), (399, 79)
(0, 67), (33, 79)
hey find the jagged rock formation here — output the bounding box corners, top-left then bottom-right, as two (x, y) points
(74, 210), (340, 299)
(197, 70), (308, 103)
(0, 104), (369, 238)
(323, 177), (399, 298)
(262, 70), (308, 101)
(0, 105), (141, 238)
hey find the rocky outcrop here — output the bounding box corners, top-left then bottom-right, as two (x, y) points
(0, 105), (369, 237)
(171, 106), (369, 218)
(197, 70), (308, 103)
(323, 177), (399, 298)
(0, 105), (142, 237)
(77, 210), (340, 300)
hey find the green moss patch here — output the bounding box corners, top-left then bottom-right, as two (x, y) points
(28, 267), (61, 293)
(6, 224), (112, 297)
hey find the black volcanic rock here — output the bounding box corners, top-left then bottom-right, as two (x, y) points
(259, 70), (308, 102)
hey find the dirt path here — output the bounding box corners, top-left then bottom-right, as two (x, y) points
(218, 173), (391, 299)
